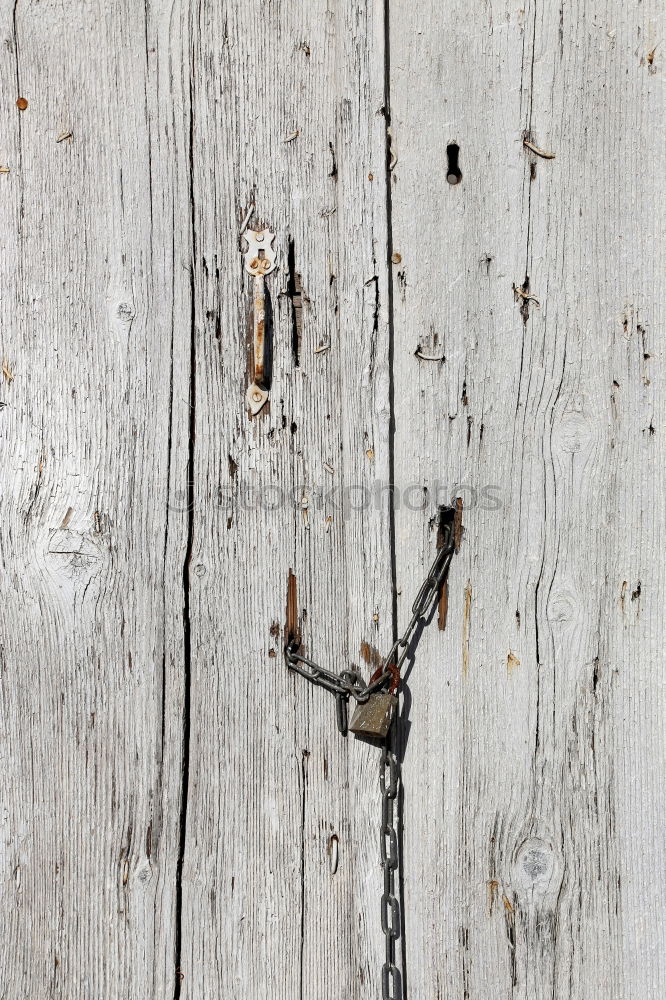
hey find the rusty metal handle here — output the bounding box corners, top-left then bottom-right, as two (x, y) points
(242, 229), (277, 415)
(252, 274), (266, 388)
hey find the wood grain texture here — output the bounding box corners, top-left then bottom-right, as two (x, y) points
(389, 0), (665, 997)
(181, 1), (392, 998)
(0, 1), (190, 996)
(1, 0), (663, 997)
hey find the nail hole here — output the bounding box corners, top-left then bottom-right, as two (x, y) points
(446, 143), (462, 185)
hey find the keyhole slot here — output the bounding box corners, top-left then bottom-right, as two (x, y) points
(446, 143), (462, 185)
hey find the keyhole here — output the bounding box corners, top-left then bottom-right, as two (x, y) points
(446, 143), (462, 185)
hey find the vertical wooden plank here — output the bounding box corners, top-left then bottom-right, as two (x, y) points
(389, 0), (664, 997)
(0, 2), (190, 995)
(182, 2), (391, 997)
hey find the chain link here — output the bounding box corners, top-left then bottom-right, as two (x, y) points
(380, 744), (401, 999)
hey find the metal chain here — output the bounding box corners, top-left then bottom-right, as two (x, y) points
(380, 743), (401, 999)
(285, 519), (455, 730)
(286, 518), (456, 1000)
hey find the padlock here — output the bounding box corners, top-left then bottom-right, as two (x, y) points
(349, 691), (398, 739)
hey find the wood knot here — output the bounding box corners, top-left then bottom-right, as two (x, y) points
(116, 302), (135, 322)
(514, 837), (559, 895)
(552, 410), (595, 455)
(546, 590), (578, 625)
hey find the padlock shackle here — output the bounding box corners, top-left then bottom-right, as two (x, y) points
(369, 662), (400, 695)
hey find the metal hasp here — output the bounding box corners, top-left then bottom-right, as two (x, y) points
(242, 228), (277, 415)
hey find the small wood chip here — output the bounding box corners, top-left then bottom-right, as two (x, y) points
(56, 131), (73, 143)
(523, 138), (556, 159)
(239, 203), (254, 236)
(513, 284), (540, 307)
(313, 343), (330, 354)
(0, 166), (10, 174)
(2, 360), (14, 383)
(284, 129), (300, 143)
(323, 463), (335, 475)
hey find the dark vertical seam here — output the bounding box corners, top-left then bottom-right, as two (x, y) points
(174, 9), (197, 996)
(382, 1), (407, 997)
(12, 1), (24, 284)
(383, 1), (397, 641)
(526, 0), (540, 762)
(148, 6), (174, 990)
(523, 0), (538, 282)
(143, 1), (154, 236)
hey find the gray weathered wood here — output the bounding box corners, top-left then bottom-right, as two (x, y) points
(0, 1), (189, 995)
(1, 0), (663, 997)
(181, 2), (392, 998)
(389, 0), (665, 997)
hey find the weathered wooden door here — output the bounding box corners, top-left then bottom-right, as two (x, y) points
(1, 1), (663, 997)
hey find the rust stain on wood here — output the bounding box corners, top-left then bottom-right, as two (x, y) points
(437, 579), (449, 630)
(487, 878), (500, 916)
(360, 641), (382, 670)
(507, 651), (521, 675)
(453, 496), (464, 552)
(462, 581), (472, 677)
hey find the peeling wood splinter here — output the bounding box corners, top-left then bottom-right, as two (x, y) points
(523, 138), (556, 159)
(415, 348), (445, 361)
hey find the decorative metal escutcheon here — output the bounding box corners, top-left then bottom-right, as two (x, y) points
(242, 229), (277, 415)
